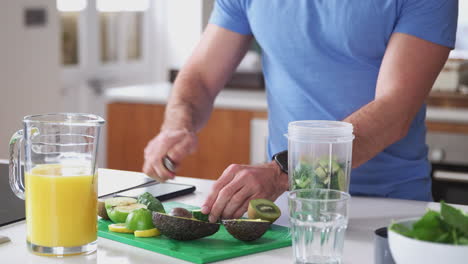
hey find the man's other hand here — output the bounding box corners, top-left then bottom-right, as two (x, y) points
(201, 161), (289, 223)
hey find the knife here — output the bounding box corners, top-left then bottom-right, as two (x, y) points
(163, 156), (176, 173)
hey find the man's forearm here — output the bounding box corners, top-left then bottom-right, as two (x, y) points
(343, 96), (416, 169)
(160, 25), (252, 133)
(162, 69), (217, 132)
(345, 33), (450, 169)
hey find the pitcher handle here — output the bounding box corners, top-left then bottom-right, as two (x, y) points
(9, 129), (25, 200)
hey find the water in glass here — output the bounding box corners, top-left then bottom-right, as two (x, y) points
(291, 211), (348, 264)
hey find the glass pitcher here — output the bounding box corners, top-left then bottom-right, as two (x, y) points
(9, 113), (105, 256)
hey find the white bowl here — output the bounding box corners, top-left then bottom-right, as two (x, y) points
(388, 218), (468, 264)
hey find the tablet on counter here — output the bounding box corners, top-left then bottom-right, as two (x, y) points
(114, 182), (196, 202)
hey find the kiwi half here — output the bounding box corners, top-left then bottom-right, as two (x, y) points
(247, 198), (281, 223)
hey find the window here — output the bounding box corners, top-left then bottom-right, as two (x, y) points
(56, 0), (156, 117)
(57, 0), (150, 66)
(97, 0), (149, 63)
(57, 0), (87, 65)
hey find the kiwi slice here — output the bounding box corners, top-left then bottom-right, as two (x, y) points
(247, 198), (281, 223)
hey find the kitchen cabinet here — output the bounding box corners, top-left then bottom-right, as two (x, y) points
(426, 121), (468, 134)
(107, 102), (267, 180)
(426, 91), (468, 134)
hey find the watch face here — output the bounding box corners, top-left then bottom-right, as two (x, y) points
(276, 151), (288, 166)
(275, 151), (288, 174)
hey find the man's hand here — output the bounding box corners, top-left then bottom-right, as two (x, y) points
(143, 129), (197, 182)
(201, 161), (289, 223)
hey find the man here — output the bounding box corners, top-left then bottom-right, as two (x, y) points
(143, 0), (458, 223)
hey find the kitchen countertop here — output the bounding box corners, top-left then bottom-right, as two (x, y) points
(1, 168), (464, 264)
(105, 82), (267, 111)
(105, 82), (468, 124)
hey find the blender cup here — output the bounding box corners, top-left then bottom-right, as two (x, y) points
(286, 120), (354, 192)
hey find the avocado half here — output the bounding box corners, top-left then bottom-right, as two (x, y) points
(223, 219), (271, 241)
(152, 212), (220, 240)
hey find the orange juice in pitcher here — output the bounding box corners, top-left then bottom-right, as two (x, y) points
(25, 164), (97, 248)
(9, 113), (105, 256)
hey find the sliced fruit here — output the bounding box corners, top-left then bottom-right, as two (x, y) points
(331, 160), (341, 172)
(105, 197), (137, 209)
(137, 192), (165, 213)
(315, 166), (327, 179)
(223, 219), (270, 241)
(152, 212), (220, 241)
(318, 158), (329, 168)
(248, 198), (281, 223)
(334, 170), (346, 191)
(108, 223), (134, 233)
(192, 209), (209, 222)
(125, 208), (155, 231)
(169, 207), (192, 218)
(98, 200), (110, 220)
(134, 228), (161, 237)
(105, 197), (146, 223)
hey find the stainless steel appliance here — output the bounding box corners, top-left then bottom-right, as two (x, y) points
(0, 161), (25, 227)
(427, 130), (468, 205)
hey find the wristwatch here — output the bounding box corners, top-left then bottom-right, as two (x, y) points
(272, 150), (288, 174)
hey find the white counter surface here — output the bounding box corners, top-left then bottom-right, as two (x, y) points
(2, 168), (465, 264)
(105, 82), (468, 124)
(105, 82), (267, 111)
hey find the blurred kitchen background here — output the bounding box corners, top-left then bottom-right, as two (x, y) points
(0, 0), (468, 204)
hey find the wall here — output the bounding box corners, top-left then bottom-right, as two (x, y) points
(202, 0), (215, 31)
(166, 0), (208, 68)
(0, 0), (61, 159)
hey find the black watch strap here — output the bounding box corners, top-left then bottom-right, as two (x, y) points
(272, 150), (288, 174)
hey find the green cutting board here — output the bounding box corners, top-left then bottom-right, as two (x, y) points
(98, 202), (291, 264)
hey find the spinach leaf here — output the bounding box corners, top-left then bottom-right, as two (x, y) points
(292, 162), (315, 190)
(457, 237), (468, 245)
(441, 201), (468, 237)
(411, 210), (447, 242)
(391, 202), (468, 245)
(434, 232), (451, 243)
(389, 223), (413, 238)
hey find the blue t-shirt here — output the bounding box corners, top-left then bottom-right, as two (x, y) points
(210, 0), (458, 201)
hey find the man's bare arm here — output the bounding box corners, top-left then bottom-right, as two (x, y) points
(163, 25), (253, 132)
(344, 33), (450, 168)
(143, 25), (252, 181)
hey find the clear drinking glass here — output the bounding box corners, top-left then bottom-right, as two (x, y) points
(9, 113), (105, 256)
(289, 189), (350, 264)
(286, 121), (354, 192)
